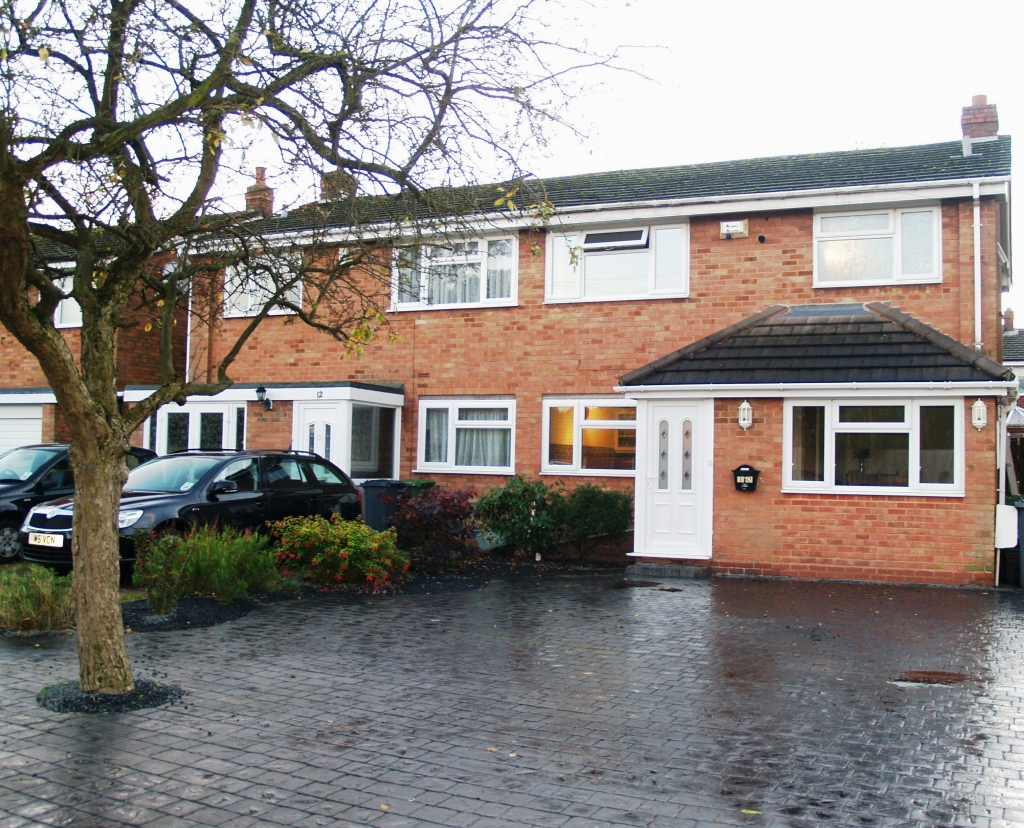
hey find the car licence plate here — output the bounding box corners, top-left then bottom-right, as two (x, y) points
(28, 533), (63, 548)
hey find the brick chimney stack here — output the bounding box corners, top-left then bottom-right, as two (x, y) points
(245, 167), (274, 217)
(1004, 308), (1015, 332)
(321, 169), (357, 200)
(962, 95), (999, 139)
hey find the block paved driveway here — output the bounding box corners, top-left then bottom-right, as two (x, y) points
(3, 573), (1024, 828)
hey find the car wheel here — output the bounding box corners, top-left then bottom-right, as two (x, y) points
(0, 521), (21, 563)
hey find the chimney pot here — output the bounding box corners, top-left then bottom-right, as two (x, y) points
(321, 169), (357, 201)
(962, 94), (999, 139)
(245, 168), (274, 217)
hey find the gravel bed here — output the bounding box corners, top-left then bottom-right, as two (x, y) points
(37, 678), (186, 714)
(8, 559), (625, 638)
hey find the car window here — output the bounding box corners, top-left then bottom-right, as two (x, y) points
(0, 448), (61, 483)
(263, 457), (308, 490)
(126, 451), (153, 470)
(307, 460), (348, 487)
(39, 459), (74, 490)
(125, 456), (222, 493)
(212, 458), (260, 492)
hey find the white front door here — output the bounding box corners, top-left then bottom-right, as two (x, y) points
(297, 404), (343, 466)
(639, 401), (712, 559)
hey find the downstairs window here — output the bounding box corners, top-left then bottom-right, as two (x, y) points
(783, 399), (963, 496)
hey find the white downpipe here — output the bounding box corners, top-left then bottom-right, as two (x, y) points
(974, 180), (983, 350)
(999, 403), (1007, 506)
(184, 288), (193, 383)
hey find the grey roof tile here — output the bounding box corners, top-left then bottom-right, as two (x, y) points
(621, 303), (1015, 387)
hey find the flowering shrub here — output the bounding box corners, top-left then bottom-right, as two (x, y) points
(268, 515), (408, 589)
(387, 487), (476, 568)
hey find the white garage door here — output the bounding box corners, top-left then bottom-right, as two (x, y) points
(0, 404), (43, 455)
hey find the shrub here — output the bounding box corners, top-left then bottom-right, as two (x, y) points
(134, 527), (279, 613)
(268, 515), (409, 589)
(561, 484), (633, 558)
(474, 476), (565, 558)
(388, 487), (476, 568)
(0, 563), (75, 631)
(133, 532), (192, 615)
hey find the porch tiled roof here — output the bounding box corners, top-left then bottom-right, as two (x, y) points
(620, 303), (1013, 387)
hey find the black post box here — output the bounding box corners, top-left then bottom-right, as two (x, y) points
(732, 465), (760, 492)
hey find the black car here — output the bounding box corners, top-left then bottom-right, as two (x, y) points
(0, 444), (156, 563)
(19, 449), (361, 568)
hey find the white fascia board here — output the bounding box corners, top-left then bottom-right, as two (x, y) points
(256, 176), (1011, 246)
(0, 390), (57, 404)
(615, 380), (1018, 400)
(122, 385), (404, 406)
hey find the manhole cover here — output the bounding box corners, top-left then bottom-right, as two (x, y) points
(894, 670), (969, 685)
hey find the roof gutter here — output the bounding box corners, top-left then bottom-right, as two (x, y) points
(615, 380), (1019, 400)
(248, 175), (1013, 248)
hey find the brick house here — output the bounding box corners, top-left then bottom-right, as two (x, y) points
(3, 96), (1015, 585)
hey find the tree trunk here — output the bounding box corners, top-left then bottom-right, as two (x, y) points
(69, 431), (134, 695)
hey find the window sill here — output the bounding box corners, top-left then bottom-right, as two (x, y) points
(54, 323), (82, 330)
(223, 310), (298, 319)
(540, 468), (636, 478)
(544, 292), (689, 305)
(391, 300), (518, 313)
(782, 485), (964, 498)
(413, 467), (515, 476)
(812, 277), (942, 289)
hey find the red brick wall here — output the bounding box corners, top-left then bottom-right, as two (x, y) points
(193, 197), (1004, 489)
(710, 397), (997, 586)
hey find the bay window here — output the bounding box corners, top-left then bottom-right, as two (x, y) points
(417, 399), (515, 474)
(783, 399), (962, 495)
(547, 223), (688, 302)
(542, 399), (636, 475)
(394, 237), (517, 309)
(814, 205), (941, 286)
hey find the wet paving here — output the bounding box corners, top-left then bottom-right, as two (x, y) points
(2, 573), (1024, 827)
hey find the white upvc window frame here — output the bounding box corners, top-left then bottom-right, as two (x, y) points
(157, 402), (246, 455)
(223, 258), (303, 318)
(540, 397), (637, 477)
(391, 235), (519, 311)
(545, 221), (689, 303)
(53, 276), (83, 329)
(415, 398), (516, 475)
(782, 398), (964, 497)
(812, 204), (942, 288)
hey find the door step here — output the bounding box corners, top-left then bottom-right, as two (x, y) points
(625, 563), (712, 580)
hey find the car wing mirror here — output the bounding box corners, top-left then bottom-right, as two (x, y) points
(208, 480), (238, 499)
(37, 477), (58, 492)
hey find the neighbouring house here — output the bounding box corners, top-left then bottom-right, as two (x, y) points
(1, 96), (1014, 585)
(0, 240), (186, 452)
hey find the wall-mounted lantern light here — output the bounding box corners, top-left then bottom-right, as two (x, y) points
(738, 400), (753, 430)
(972, 398), (987, 430)
(255, 386), (273, 411)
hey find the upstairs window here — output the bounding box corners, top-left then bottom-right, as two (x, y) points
(53, 276), (83, 328)
(394, 237), (517, 310)
(814, 206), (941, 287)
(547, 223), (688, 302)
(223, 258), (302, 318)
